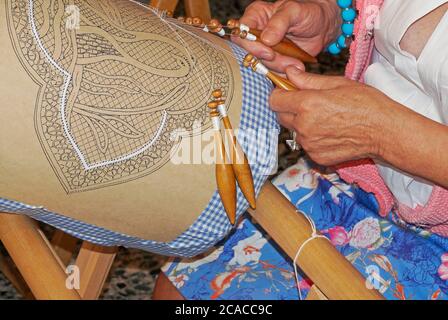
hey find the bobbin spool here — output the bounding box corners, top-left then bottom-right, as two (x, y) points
(227, 19), (240, 30)
(231, 28), (257, 42)
(208, 102), (237, 225)
(211, 90), (256, 210)
(227, 19), (250, 32)
(243, 55), (301, 152)
(192, 17), (213, 33)
(192, 17), (205, 28)
(207, 19), (226, 37)
(243, 54), (297, 91)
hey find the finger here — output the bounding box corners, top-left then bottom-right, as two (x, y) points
(270, 89), (299, 113)
(261, 53), (305, 73)
(285, 66), (346, 90)
(239, 13), (263, 30)
(276, 112), (296, 130)
(240, 1), (275, 29)
(261, 1), (306, 46)
(232, 36), (305, 70)
(231, 36), (275, 61)
(270, 89), (318, 114)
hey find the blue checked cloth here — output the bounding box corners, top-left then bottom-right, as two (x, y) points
(0, 44), (279, 257)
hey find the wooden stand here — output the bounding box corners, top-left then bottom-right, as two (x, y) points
(0, 213), (117, 300)
(0, 213), (80, 300)
(76, 242), (117, 300)
(152, 182), (384, 300)
(153, 273), (185, 300)
(248, 182), (384, 300)
(1, 181), (384, 300)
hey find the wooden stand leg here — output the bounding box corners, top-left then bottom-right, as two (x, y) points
(0, 213), (80, 300)
(306, 285), (328, 301)
(184, 0), (211, 22)
(51, 230), (78, 266)
(75, 242), (117, 300)
(149, 0), (179, 12)
(248, 182), (384, 300)
(152, 272), (185, 300)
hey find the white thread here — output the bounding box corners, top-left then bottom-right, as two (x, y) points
(131, 0), (239, 62)
(254, 61), (269, 76)
(150, 5), (211, 96)
(211, 117), (221, 131)
(130, 0), (246, 66)
(168, 23), (238, 62)
(240, 24), (250, 32)
(130, 0), (227, 93)
(28, 0), (168, 171)
(217, 104), (227, 117)
(293, 212), (329, 300)
(246, 33), (257, 41)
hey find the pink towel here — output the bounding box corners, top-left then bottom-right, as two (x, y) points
(338, 0), (448, 237)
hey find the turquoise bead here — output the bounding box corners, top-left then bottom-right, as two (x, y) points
(329, 0), (357, 55)
(328, 43), (342, 55)
(337, 0), (352, 9)
(342, 8), (356, 22)
(337, 35), (348, 48)
(341, 23), (354, 36)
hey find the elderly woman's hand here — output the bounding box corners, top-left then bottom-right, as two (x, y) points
(270, 66), (401, 166)
(232, 0), (340, 73)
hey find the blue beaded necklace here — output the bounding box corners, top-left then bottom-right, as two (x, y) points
(328, 0), (358, 55)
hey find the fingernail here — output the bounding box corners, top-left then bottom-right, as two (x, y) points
(287, 65), (303, 74)
(261, 30), (278, 45)
(293, 64), (305, 72)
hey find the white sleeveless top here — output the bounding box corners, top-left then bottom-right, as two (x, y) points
(364, 0), (448, 209)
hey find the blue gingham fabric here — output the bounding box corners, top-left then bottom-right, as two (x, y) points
(0, 44), (280, 257)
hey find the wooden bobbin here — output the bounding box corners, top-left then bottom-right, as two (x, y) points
(232, 23), (317, 63)
(243, 54), (297, 91)
(212, 89), (256, 209)
(208, 19), (221, 31)
(227, 19), (240, 30)
(231, 28), (242, 37)
(208, 104), (237, 225)
(192, 17), (204, 28)
(230, 29), (257, 42)
(207, 19), (226, 37)
(227, 19), (251, 33)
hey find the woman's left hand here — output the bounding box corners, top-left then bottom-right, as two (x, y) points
(270, 66), (399, 166)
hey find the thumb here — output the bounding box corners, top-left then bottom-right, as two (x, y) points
(285, 66), (344, 90)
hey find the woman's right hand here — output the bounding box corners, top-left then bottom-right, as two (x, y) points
(232, 0), (341, 72)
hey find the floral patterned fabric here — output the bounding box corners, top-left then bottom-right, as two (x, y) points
(162, 158), (448, 300)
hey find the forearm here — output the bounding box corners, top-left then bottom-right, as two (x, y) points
(377, 102), (448, 189)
